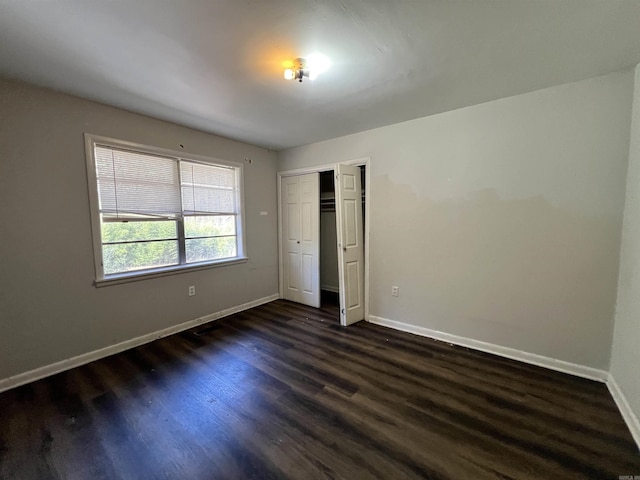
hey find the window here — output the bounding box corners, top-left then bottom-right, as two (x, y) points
(85, 135), (245, 284)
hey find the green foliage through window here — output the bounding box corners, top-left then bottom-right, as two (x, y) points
(101, 221), (179, 274)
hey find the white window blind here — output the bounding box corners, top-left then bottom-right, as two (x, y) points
(95, 145), (182, 220)
(180, 161), (238, 216)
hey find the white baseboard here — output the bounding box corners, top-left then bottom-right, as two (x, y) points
(607, 374), (640, 451)
(321, 284), (339, 293)
(368, 315), (608, 382)
(0, 293), (280, 394)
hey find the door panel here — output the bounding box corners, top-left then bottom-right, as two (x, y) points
(343, 173), (355, 191)
(302, 254), (313, 293)
(287, 204), (298, 240)
(344, 199), (358, 247)
(336, 164), (365, 325)
(287, 252), (299, 290)
(301, 202), (312, 242)
(346, 261), (360, 309)
(281, 173), (320, 307)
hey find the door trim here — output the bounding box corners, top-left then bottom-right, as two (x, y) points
(277, 157), (371, 321)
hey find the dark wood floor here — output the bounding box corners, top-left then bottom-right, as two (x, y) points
(1, 299), (639, 480)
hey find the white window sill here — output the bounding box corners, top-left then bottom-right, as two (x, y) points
(94, 257), (248, 287)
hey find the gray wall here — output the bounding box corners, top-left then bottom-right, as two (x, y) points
(611, 64), (640, 426)
(279, 71), (633, 369)
(0, 78), (279, 380)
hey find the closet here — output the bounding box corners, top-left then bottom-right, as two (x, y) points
(320, 166), (366, 320)
(280, 164), (366, 325)
(320, 171), (339, 301)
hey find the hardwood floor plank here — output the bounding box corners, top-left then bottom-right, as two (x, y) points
(1, 299), (639, 479)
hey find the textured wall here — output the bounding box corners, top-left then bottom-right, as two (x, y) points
(279, 71), (633, 369)
(611, 64), (640, 428)
(0, 78), (279, 380)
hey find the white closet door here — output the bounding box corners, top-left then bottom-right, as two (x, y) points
(281, 173), (320, 308)
(335, 165), (364, 325)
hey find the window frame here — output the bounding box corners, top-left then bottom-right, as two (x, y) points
(85, 134), (247, 287)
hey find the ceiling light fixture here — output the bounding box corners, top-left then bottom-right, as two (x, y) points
(284, 58), (308, 82)
(284, 53), (330, 83)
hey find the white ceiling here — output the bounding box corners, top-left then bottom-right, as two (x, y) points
(1, 1), (640, 150)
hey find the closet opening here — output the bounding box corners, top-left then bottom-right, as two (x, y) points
(278, 158), (369, 327)
(319, 166), (366, 321)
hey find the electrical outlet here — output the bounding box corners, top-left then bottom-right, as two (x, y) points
(188, 285), (196, 296)
(392, 286), (399, 297)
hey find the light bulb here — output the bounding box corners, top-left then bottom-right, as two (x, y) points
(284, 68), (295, 80)
(306, 53), (330, 75)
(308, 70), (318, 81)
